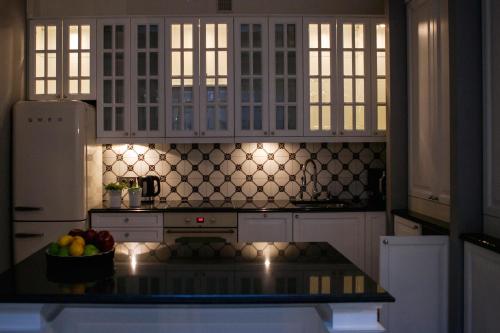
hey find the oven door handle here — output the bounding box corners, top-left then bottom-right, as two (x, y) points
(165, 229), (235, 234)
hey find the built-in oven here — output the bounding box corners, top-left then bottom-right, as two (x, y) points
(163, 212), (238, 243)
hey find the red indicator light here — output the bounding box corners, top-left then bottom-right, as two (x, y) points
(196, 217), (205, 223)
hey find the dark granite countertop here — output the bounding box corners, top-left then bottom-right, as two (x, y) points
(461, 233), (500, 255)
(0, 241), (394, 304)
(392, 209), (450, 235)
(89, 199), (386, 213)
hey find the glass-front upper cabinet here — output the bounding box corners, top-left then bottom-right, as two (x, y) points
(131, 18), (165, 138)
(63, 19), (96, 100)
(303, 19), (335, 137)
(372, 20), (388, 136)
(235, 17), (269, 137)
(97, 19), (131, 138)
(338, 19), (370, 136)
(269, 18), (303, 137)
(29, 20), (62, 100)
(200, 18), (234, 137)
(165, 18), (199, 138)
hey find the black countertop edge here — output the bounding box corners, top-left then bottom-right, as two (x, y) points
(461, 233), (500, 255)
(392, 209), (450, 235)
(0, 294), (394, 305)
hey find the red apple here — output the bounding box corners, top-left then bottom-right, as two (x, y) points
(96, 231), (115, 252)
(84, 229), (98, 245)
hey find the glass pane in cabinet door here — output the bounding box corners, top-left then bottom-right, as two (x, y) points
(288, 106), (297, 130)
(377, 52), (386, 76)
(253, 79), (262, 103)
(377, 79), (386, 103)
(184, 106), (193, 130)
(138, 107), (147, 131)
(252, 51), (262, 75)
(207, 86), (216, 102)
(218, 51), (227, 76)
(184, 51), (193, 76)
(218, 85), (227, 102)
(103, 53), (112, 76)
(253, 106), (262, 130)
(287, 24), (296, 47)
(241, 24), (250, 48)
(150, 53), (158, 76)
(47, 53), (57, 77)
(81, 79), (90, 94)
(115, 53), (124, 76)
(275, 51), (284, 75)
(309, 78), (319, 103)
(36, 26), (45, 50)
(241, 79), (250, 103)
(252, 24), (261, 48)
(69, 25), (79, 50)
(241, 51), (250, 75)
(287, 51), (296, 75)
(275, 24), (284, 47)
(69, 80), (78, 94)
(103, 26), (112, 49)
(81, 25), (90, 49)
(376, 24), (386, 48)
(321, 52), (331, 76)
(377, 106), (387, 131)
(241, 106), (250, 130)
(47, 26), (57, 50)
(150, 25), (158, 48)
(355, 79), (364, 103)
(150, 107), (159, 131)
(115, 107), (124, 131)
(172, 85), (181, 103)
(81, 52), (90, 77)
(309, 51), (319, 76)
(35, 53), (45, 77)
(310, 105), (319, 131)
(35, 80), (44, 94)
(218, 106), (227, 130)
(343, 24), (352, 48)
(103, 107), (112, 131)
(288, 79), (296, 102)
(47, 80), (56, 94)
(217, 24), (227, 48)
(309, 24), (318, 48)
(206, 24), (215, 49)
(321, 79), (331, 103)
(343, 51), (352, 76)
(103, 80), (112, 103)
(184, 24), (193, 49)
(355, 51), (364, 75)
(207, 106), (216, 130)
(320, 24), (330, 48)
(171, 24), (181, 48)
(276, 106), (285, 130)
(150, 79), (158, 103)
(137, 79), (146, 103)
(355, 106), (365, 130)
(344, 106), (353, 130)
(322, 106), (331, 130)
(172, 106), (181, 130)
(276, 79), (284, 103)
(354, 24), (364, 48)
(115, 80), (124, 103)
(206, 51), (215, 76)
(137, 25), (146, 49)
(115, 26), (124, 49)
(184, 86), (193, 103)
(138, 52), (146, 76)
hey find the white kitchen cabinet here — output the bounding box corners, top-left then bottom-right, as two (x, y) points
(379, 235), (448, 333)
(364, 212), (386, 281)
(464, 242), (500, 333)
(29, 20), (62, 100)
(63, 19), (97, 100)
(269, 18), (303, 137)
(407, 0), (450, 220)
(91, 212), (163, 242)
(130, 18), (165, 138)
(238, 212), (293, 242)
(199, 17), (234, 138)
(165, 18), (200, 138)
(302, 18), (336, 137)
(371, 19), (388, 136)
(97, 18), (131, 139)
(234, 17), (269, 137)
(293, 212), (365, 270)
(394, 216), (422, 236)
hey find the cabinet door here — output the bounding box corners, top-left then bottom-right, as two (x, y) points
(131, 18), (165, 138)
(29, 20), (62, 100)
(235, 17), (269, 137)
(338, 19), (371, 137)
(269, 18), (303, 137)
(303, 18), (336, 137)
(379, 235), (448, 333)
(364, 212), (386, 281)
(200, 18), (234, 137)
(165, 18), (199, 138)
(293, 213), (365, 269)
(408, 0), (438, 201)
(371, 19), (388, 137)
(238, 213), (293, 242)
(97, 19), (131, 138)
(63, 19), (96, 100)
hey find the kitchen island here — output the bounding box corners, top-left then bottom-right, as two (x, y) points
(0, 241), (393, 332)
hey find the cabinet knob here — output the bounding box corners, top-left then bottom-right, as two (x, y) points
(124, 218), (129, 223)
(185, 218), (191, 223)
(124, 132), (129, 136)
(412, 225), (419, 230)
(271, 131), (275, 135)
(124, 232), (129, 238)
(132, 132), (136, 136)
(340, 131), (344, 135)
(295, 214), (299, 219)
(264, 131), (268, 135)
(263, 213), (267, 218)
(332, 131), (336, 135)
(383, 239), (388, 245)
(194, 131), (198, 136)
(201, 131), (205, 136)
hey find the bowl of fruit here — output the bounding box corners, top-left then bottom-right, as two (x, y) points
(46, 229), (116, 282)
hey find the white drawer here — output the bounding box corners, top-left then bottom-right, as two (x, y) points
(394, 216), (422, 236)
(91, 213), (163, 228)
(96, 228), (163, 242)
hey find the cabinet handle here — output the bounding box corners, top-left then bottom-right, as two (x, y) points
(383, 239), (388, 245)
(131, 132), (136, 136)
(374, 131), (378, 135)
(201, 131), (205, 136)
(332, 131), (336, 135)
(271, 131), (275, 135)
(263, 213), (267, 218)
(412, 225), (419, 230)
(340, 131), (344, 135)
(427, 195), (433, 200)
(184, 218), (191, 223)
(194, 131), (198, 136)
(124, 218), (129, 223)
(124, 232), (129, 238)
(124, 132), (129, 136)
(264, 131), (268, 135)
(295, 214), (299, 219)
(15, 233), (44, 239)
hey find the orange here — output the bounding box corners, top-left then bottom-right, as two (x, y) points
(57, 235), (73, 247)
(73, 236), (85, 246)
(69, 242), (84, 257)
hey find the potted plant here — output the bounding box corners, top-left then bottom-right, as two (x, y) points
(128, 182), (142, 208)
(104, 182), (127, 208)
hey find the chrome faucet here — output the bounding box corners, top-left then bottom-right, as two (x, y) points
(300, 158), (321, 200)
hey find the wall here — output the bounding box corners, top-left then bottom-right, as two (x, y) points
(27, 0), (384, 18)
(102, 142), (386, 202)
(0, 0), (25, 273)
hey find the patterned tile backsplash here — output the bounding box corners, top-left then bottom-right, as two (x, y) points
(102, 142), (386, 202)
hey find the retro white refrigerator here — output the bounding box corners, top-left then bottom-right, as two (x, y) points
(13, 100), (102, 263)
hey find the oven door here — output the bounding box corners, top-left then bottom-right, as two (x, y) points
(164, 228), (237, 243)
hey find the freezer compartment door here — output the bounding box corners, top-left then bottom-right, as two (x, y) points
(13, 101), (87, 221)
(14, 221), (86, 264)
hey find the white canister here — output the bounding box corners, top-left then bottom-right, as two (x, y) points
(108, 190), (122, 208)
(128, 188), (142, 208)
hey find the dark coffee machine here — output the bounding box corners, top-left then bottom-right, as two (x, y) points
(367, 169), (386, 203)
(137, 176), (161, 202)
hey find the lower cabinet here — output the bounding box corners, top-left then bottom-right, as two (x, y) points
(91, 212), (164, 242)
(238, 213), (293, 242)
(379, 234), (448, 333)
(293, 212), (366, 272)
(464, 242), (500, 333)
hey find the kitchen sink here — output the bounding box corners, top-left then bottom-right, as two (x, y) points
(290, 199), (348, 209)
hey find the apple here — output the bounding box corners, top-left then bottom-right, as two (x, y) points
(68, 228), (85, 238)
(84, 229), (98, 245)
(96, 230), (115, 252)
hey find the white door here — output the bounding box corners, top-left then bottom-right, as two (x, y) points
(130, 18), (165, 138)
(269, 17), (303, 137)
(293, 212), (365, 270)
(370, 19), (389, 137)
(97, 18), (131, 138)
(238, 213), (293, 242)
(234, 17), (269, 137)
(379, 235), (448, 333)
(364, 212), (386, 281)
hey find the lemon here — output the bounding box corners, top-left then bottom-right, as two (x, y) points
(57, 235), (74, 247)
(73, 236), (85, 247)
(69, 242), (84, 257)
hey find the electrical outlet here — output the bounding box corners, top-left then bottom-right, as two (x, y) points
(117, 177), (137, 187)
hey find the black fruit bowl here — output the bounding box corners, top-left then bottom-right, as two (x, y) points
(46, 248), (115, 283)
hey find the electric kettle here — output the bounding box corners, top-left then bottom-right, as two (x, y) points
(137, 176), (161, 202)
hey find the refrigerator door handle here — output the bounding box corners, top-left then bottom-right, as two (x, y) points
(14, 233), (45, 238)
(14, 206), (44, 211)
